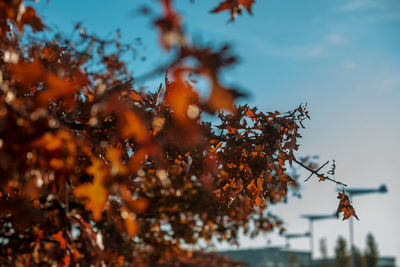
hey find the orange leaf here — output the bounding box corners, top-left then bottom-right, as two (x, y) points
(39, 73), (81, 103)
(8, 58), (44, 86)
(61, 254), (71, 267)
(255, 195), (262, 207)
(51, 231), (66, 250)
(32, 132), (62, 151)
(121, 206), (139, 237)
(106, 147), (127, 175)
(121, 111), (149, 143)
(130, 90), (142, 102)
(226, 126), (237, 134)
(49, 158), (64, 170)
(73, 158), (109, 221)
(120, 185), (148, 213)
(245, 107), (255, 118)
(164, 69), (198, 123)
(256, 177), (263, 191)
(208, 80), (235, 113)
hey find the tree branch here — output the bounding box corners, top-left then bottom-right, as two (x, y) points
(292, 157), (347, 187)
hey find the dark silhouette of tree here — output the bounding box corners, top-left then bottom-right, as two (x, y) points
(319, 238), (330, 267)
(0, 0), (356, 265)
(364, 233), (379, 267)
(335, 236), (350, 267)
(354, 246), (366, 267)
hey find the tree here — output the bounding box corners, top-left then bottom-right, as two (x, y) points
(319, 238), (330, 267)
(335, 236), (350, 267)
(354, 246), (366, 267)
(0, 0), (357, 265)
(364, 233), (379, 267)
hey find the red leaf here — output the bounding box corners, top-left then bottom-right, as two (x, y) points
(210, 0), (255, 21)
(51, 231), (67, 250)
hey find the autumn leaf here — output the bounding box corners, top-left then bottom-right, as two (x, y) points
(121, 206), (139, 237)
(245, 107), (256, 118)
(8, 58), (44, 86)
(120, 111), (150, 143)
(17, 6), (45, 33)
(61, 254), (71, 267)
(39, 73), (81, 104)
(73, 158), (109, 221)
(32, 132), (63, 151)
(120, 185), (148, 213)
(106, 147), (128, 175)
(164, 68), (199, 122)
(41, 42), (66, 61)
(240, 0), (256, 14)
(336, 190), (359, 220)
(210, 0), (255, 21)
(51, 231), (67, 249)
(208, 81), (236, 113)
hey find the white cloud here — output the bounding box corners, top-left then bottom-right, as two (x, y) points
(326, 34), (345, 45)
(307, 46), (324, 57)
(380, 73), (400, 90)
(338, 0), (384, 11)
(341, 61), (356, 70)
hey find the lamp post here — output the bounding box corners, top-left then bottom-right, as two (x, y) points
(301, 213), (336, 264)
(343, 184), (388, 267)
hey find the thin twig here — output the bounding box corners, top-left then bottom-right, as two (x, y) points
(292, 157), (347, 187)
(304, 160), (329, 182)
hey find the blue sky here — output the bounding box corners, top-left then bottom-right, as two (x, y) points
(34, 0), (400, 261)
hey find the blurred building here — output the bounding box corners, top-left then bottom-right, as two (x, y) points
(219, 247), (312, 267)
(219, 247), (396, 267)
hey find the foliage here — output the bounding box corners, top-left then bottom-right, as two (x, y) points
(354, 246), (366, 267)
(319, 238), (329, 267)
(365, 233), (379, 267)
(334, 236), (350, 267)
(333, 233), (379, 267)
(0, 0), (356, 265)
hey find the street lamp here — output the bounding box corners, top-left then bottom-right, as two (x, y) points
(342, 184), (388, 267)
(301, 213), (336, 262)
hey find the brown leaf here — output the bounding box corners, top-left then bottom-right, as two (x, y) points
(336, 190), (359, 220)
(18, 7), (45, 33)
